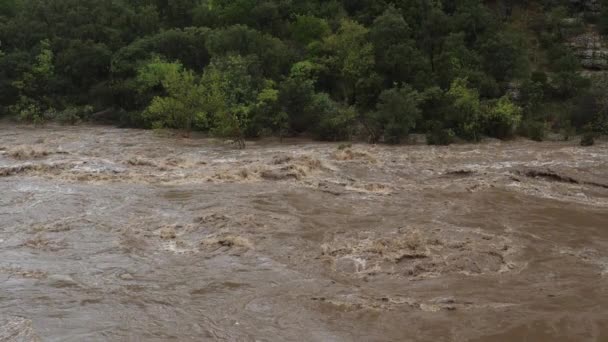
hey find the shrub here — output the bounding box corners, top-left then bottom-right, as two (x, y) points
(248, 81), (288, 138)
(426, 121), (455, 145)
(212, 105), (249, 148)
(202, 55), (264, 147)
(8, 96), (51, 125)
(580, 132), (596, 146)
(520, 120), (547, 141)
(447, 78), (483, 141)
(137, 58), (207, 133)
(484, 96), (522, 139)
(314, 94), (357, 141)
(370, 84), (422, 144)
(290, 15), (331, 45)
(55, 105), (94, 125)
(14, 102), (45, 125)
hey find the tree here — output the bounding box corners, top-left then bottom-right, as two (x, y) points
(249, 81), (288, 138)
(573, 74), (608, 134)
(279, 60), (322, 133)
(0, 0), (594, 143)
(112, 28), (211, 78)
(201, 55), (264, 148)
(136, 58), (206, 134)
(0, 0), (20, 17)
(153, 0), (198, 28)
(206, 25), (293, 78)
(418, 3), (451, 74)
(519, 76), (546, 121)
(479, 30), (528, 82)
(318, 19), (374, 105)
(9, 39), (55, 123)
(370, 6), (428, 87)
(313, 94), (357, 141)
(111, 27), (210, 110)
(290, 15), (331, 46)
(434, 32), (481, 89)
(484, 96), (522, 139)
(450, 0), (494, 42)
(600, 0), (608, 35)
(55, 40), (112, 102)
(447, 78), (483, 141)
(369, 84), (422, 143)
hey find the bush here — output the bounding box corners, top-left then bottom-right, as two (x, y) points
(314, 94), (357, 141)
(426, 122), (455, 145)
(370, 84), (422, 144)
(14, 103), (45, 125)
(520, 120), (547, 141)
(484, 96), (522, 139)
(279, 62), (319, 133)
(290, 15), (331, 45)
(202, 55), (266, 146)
(599, 0), (608, 34)
(212, 105), (249, 148)
(447, 78), (483, 141)
(8, 96), (49, 125)
(55, 105), (94, 125)
(580, 132), (596, 146)
(137, 58), (207, 133)
(248, 82), (288, 138)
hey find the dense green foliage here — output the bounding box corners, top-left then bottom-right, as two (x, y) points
(0, 0), (606, 144)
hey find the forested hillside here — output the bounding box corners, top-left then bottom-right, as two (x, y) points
(1, 0), (607, 144)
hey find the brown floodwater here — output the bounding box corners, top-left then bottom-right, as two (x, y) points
(0, 123), (607, 341)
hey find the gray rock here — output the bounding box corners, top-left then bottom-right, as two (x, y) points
(569, 32), (608, 70)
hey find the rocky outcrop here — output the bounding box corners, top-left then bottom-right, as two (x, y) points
(554, 1), (607, 70)
(570, 0), (601, 16)
(569, 31), (608, 70)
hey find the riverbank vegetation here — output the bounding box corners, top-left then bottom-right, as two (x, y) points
(1, 0), (607, 145)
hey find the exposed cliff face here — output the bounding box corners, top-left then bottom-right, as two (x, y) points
(569, 30), (608, 69)
(564, 0), (608, 70)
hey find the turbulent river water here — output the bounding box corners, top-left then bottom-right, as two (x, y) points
(0, 124), (607, 341)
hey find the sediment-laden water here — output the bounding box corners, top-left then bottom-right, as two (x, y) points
(1, 124), (607, 341)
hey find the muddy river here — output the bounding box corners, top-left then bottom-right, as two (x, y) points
(0, 124), (607, 341)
